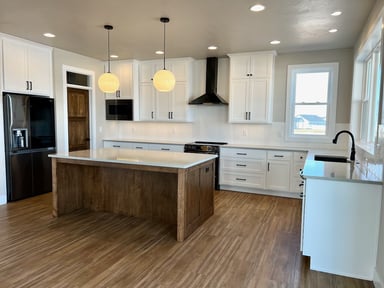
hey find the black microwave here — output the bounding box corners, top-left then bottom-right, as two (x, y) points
(105, 99), (134, 120)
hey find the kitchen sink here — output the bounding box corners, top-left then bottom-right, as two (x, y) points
(314, 154), (350, 163)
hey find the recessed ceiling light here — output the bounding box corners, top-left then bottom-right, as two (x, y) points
(155, 50), (164, 55)
(270, 40), (280, 45)
(110, 55), (119, 59)
(208, 45), (218, 50)
(250, 4), (265, 12)
(43, 33), (56, 38)
(331, 11), (342, 16)
(329, 28), (338, 33)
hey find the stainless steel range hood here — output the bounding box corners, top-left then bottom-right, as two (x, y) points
(189, 57), (228, 105)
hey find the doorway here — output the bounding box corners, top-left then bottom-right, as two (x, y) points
(67, 87), (90, 151)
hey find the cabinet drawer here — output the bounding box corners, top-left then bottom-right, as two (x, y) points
(130, 142), (149, 150)
(220, 171), (265, 189)
(267, 150), (292, 161)
(290, 177), (305, 193)
(103, 141), (132, 149)
(221, 148), (266, 159)
(220, 158), (266, 172)
(293, 162), (305, 174)
(149, 143), (184, 152)
(294, 151), (307, 162)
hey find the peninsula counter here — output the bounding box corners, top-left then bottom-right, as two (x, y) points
(49, 148), (217, 241)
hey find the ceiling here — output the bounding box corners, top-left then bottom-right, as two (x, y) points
(0, 0), (376, 61)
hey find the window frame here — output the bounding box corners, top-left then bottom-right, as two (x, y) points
(285, 62), (339, 143)
(359, 42), (381, 145)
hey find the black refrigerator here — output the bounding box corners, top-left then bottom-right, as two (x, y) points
(3, 93), (56, 202)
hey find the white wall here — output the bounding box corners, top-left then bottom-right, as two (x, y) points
(52, 48), (104, 152)
(352, 0), (384, 286)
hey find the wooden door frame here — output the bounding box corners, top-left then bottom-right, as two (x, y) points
(62, 65), (95, 152)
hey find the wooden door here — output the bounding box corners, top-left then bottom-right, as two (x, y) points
(67, 88), (90, 151)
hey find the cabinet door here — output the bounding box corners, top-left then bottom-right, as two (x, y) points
(156, 91), (171, 121)
(229, 55), (250, 78)
(139, 83), (156, 120)
(169, 82), (187, 121)
(139, 62), (156, 83)
(2, 39), (28, 92)
(27, 45), (52, 96)
(248, 78), (270, 123)
(105, 61), (134, 99)
(229, 79), (248, 122)
(250, 54), (273, 78)
(266, 160), (291, 191)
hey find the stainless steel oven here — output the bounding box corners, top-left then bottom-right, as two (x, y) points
(184, 141), (227, 190)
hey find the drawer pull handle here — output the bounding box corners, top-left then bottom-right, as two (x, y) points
(274, 155), (284, 158)
(236, 178), (247, 181)
(161, 148), (170, 151)
(112, 145), (120, 148)
(236, 164), (247, 167)
(135, 147), (143, 149)
(236, 153), (247, 156)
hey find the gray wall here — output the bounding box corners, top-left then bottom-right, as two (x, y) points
(273, 48), (354, 123)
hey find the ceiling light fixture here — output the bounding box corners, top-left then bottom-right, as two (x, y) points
(208, 45), (218, 50)
(110, 54), (119, 59)
(43, 33), (56, 38)
(98, 25), (120, 93)
(250, 4), (266, 12)
(270, 40), (281, 45)
(155, 50), (164, 55)
(331, 11), (342, 16)
(329, 28), (338, 33)
(153, 17), (175, 92)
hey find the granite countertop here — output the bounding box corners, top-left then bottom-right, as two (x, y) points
(49, 148), (217, 169)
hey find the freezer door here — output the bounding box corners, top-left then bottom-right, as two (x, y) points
(30, 97), (55, 149)
(32, 150), (54, 195)
(8, 153), (33, 201)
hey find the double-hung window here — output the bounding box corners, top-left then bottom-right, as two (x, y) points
(286, 63), (339, 142)
(360, 42), (381, 145)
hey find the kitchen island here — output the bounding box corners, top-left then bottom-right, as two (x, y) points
(49, 148), (217, 241)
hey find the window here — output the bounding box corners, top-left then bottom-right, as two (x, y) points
(360, 42), (381, 145)
(286, 63), (339, 142)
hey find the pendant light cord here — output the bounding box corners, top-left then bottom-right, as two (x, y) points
(107, 28), (111, 73)
(163, 20), (166, 70)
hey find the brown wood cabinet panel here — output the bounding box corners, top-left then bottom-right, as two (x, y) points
(52, 157), (215, 241)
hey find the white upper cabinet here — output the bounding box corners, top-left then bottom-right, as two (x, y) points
(2, 38), (52, 96)
(105, 60), (139, 99)
(138, 58), (193, 122)
(228, 51), (276, 123)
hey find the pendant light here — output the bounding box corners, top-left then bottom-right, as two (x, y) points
(153, 17), (176, 92)
(98, 25), (120, 93)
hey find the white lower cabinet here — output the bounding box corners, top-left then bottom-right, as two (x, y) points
(103, 140), (183, 152)
(302, 178), (381, 279)
(266, 151), (292, 192)
(220, 148), (267, 189)
(220, 147), (307, 197)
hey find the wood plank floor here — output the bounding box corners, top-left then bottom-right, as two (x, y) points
(0, 190), (374, 288)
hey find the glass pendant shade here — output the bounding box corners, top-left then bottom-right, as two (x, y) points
(153, 69), (175, 92)
(98, 24), (119, 93)
(98, 72), (120, 93)
(154, 17), (175, 92)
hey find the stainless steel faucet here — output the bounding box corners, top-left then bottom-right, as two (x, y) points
(332, 130), (356, 161)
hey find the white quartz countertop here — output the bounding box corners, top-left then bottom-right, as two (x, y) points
(49, 148), (217, 169)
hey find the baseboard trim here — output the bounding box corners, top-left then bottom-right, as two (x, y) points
(374, 269), (384, 288)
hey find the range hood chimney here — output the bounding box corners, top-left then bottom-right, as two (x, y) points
(189, 57), (228, 105)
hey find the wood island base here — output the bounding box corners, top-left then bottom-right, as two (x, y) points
(51, 158), (215, 241)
